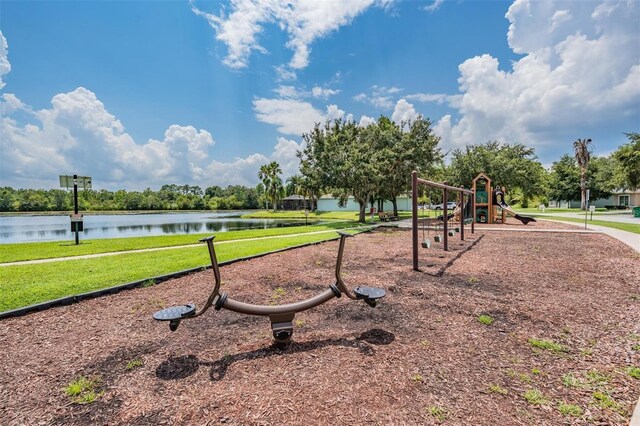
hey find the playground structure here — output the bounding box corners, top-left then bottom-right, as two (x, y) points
(153, 232), (386, 345)
(411, 171), (475, 272)
(472, 173), (536, 225)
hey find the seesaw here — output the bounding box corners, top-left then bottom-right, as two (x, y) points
(153, 231), (386, 345)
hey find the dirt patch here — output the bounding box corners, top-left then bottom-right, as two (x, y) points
(1, 223), (639, 425)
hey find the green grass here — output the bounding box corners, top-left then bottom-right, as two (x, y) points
(0, 232), (348, 312)
(428, 406), (447, 422)
(528, 338), (568, 353)
(523, 389), (549, 405)
(64, 376), (102, 404)
(125, 359), (144, 370)
(558, 402), (583, 417)
(535, 216), (640, 234)
(514, 207), (609, 214)
(627, 366), (640, 379)
(0, 221), (365, 263)
(592, 391), (624, 414)
(242, 209), (413, 221)
(477, 314), (494, 325)
(488, 384), (508, 395)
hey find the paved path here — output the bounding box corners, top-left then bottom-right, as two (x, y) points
(534, 211), (639, 224)
(0, 228), (362, 267)
(540, 219), (639, 253)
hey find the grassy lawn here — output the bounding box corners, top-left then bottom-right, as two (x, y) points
(513, 207), (610, 214)
(0, 221), (365, 263)
(243, 209), (412, 220)
(0, 231), (359, 312)
(536, 216), (640, 234)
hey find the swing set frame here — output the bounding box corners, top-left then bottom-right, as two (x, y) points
(411, 171), (475, 271)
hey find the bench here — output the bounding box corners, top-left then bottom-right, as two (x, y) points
(377, 211), (398, 222)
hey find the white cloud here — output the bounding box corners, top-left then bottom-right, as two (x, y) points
(0, 87), (304, 189)
(325, 104), (345, 121)
(192, 0), (387, 71)
(358, 115), (375, 127)
(275, 64), (297, 81)
(253, 97), (346, 135)
(353, 85), (402, 109)
(433, 0), (640, 156)
(405, 93), (450, 104)
(391, 99), (418, 126)
(253, 98), (325, 135)
(311, 86), (340, 99)
(0, 32), (11, 90)
(274, 85), (303, 99)
(424, 0), (444, 13)
(550, 10), (572, 33)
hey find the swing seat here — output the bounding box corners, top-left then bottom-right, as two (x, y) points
(354, 286), (386, 307)
(434, 235), (442, 243)
(153, 304), (196, 321)
(421, 239), (431, 248)
(448, 230), (455, 237)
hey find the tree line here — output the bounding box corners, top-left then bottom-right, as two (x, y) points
(0, 184), (268, 212)
(2, 114), (637, 217)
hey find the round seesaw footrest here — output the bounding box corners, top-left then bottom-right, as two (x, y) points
(354, 287), (385, 300)
(153, 304), (196, 321)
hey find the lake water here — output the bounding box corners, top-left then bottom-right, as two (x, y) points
(0, 212), (316, 244)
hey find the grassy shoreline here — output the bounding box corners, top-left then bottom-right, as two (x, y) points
(0, 222), (366, 263)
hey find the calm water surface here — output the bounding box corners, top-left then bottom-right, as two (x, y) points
(0, 212), (316, 244)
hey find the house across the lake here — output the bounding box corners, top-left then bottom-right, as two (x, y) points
(549, 189), (639, 209)
(316, 195), (412, 212)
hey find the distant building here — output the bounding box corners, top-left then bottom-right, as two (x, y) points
(278, 195), (312, 211)
(316, 195), (412, 212)
(550, 189), (639, 209)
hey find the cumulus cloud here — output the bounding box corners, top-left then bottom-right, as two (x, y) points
(391, 99), (418, 126)
(0, 32), (10, 90)
(358, 115), (375, 127)
(192, 0), (387, 71)
(0, 87), (304, 189)
(253, 97), (345, 135)
(353, 85), (403, 109)
(311, 86), (340, 99)
(433, 0), (640, 156)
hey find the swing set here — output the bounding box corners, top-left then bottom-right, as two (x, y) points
(411, 171), (475, 271)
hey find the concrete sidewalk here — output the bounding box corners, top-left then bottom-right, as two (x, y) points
(541, 219), (639, 253)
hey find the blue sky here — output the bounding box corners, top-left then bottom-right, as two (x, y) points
(1, 0), (638, 190)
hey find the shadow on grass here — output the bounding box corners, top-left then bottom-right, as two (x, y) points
(156, 328), (395, 382)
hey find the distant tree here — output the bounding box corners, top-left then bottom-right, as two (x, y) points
(573, 138), (593, 209)
(448, 141), (546, 205)
(548, 154), (612, 204)
(612, 132), (640, 190)
(258, 161), (284, 211)
(375, 116), (442, 216)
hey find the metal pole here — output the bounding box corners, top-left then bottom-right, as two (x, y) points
(459, 189), (464, 241)
(472, 190), (476, 234)
(443, 186), (448, 251)
(73, 174), (79, 245)
(412, 171), (419, 271)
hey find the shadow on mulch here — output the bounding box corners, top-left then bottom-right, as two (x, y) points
(155, 328), (395, 382)
(416, 234), (485, 276)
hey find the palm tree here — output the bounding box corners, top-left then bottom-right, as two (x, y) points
(257, 161), (283, 211)
(258, 164), (272, 209)
(573, 138), (592, 210)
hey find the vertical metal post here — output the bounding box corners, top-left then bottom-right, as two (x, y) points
(412, 171), (419, 271)
(471, 188), (476, 234)
(459, 189), (464, 241)
(443, 186), (448, 251)
(73, 174), (79, 245)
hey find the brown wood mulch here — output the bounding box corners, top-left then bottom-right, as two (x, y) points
(1, 220), (639, 425)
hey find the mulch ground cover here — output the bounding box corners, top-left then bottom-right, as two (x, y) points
(1, 220), (639, 425)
